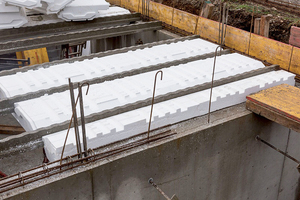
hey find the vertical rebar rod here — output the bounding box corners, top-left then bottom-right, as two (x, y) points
(78, 83), (88, 157)
(222, 5), (229, 46)
(221, 3), (226, 45)
(208, 46), (222, 123)
(68, 78), (82, 159)
(248, 5), (255, 55)
(218, 2), (222, 44)
(147, 70), (163, 140)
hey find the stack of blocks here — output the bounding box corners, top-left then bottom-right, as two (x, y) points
(43, 70), (295, 161)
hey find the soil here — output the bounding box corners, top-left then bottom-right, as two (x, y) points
(154, 0), (300, 44)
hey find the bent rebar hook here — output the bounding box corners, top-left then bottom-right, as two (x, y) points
(60, 80), (90, 166)
(147, 70), (163, 140)
(208, 46), (223, 123)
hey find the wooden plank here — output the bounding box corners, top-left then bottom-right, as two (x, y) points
(23, 48), (49, 66)
(149, 1), (173, 25)
(196, 17), (219, 43)
(172, 8), (198, 34)
(0, 125), (25, 135)
(289, 46), (300, 74)
(224, 25), (250, 54)
(249, 34), (293, 70)
(200, 2), (214, 19)
(106, 0), (121, 6)
(246, 84), (300, 133)
(122, 0), (139, 11)
(246, 100), (300, 133)
(254, 18), (261, 35)
(289, 26), (300, 48)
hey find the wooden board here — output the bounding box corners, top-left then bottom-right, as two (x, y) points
(224, 25), (250, 54)
(289, 26), (300, 48)
(172, 8), (198, 34)
(289, 46), (300, 75)
(0, 125), (25, 135)
(246, 84), (300, 133)
(249, 34), (293, 70)
(149, 1), (173, 25)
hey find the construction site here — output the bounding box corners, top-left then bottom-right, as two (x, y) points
(0, 0), (300, 199)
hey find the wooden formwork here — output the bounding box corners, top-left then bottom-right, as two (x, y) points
(107, 0), (300, 76)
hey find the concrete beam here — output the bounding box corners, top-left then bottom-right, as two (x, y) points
(0, 21), (163, 55)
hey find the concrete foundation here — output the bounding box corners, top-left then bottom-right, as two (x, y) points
(2, 104), (300, 199)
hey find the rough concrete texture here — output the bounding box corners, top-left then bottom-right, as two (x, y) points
(3, 104), (300, 200)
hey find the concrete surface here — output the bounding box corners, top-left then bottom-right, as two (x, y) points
(2, 103), (300, 199)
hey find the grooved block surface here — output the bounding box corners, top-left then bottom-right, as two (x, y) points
(14, 53), (266, 132)
(0, 38), (218, 99)
(43, 70), (295, 161)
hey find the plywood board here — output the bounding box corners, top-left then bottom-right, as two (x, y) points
(224, 25), (250, 54)
(106, 0), (121, 6)
(289, 46), (300, 75)
(246, 84), (300, 133)
(122, 0), (139, 11)
(249, 34), (293, 70)
(149, 1), (173, 25)
(196, 17), (219, 43)
(172, 8), (198, 33)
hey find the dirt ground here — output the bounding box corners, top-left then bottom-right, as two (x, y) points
(154, 0), (300, 44)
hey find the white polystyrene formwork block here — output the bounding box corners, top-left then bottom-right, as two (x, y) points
(43, 0), (73, 13)
(4, 0), (41, 9)
(57, 0), (110, 21)
(98, 6), (130, 17)
(43, 70), (295, 162)
(0, 1), (28, 29)
(15, 53), (266, 132)
(0, 38), (218, 99)
(32, 0), (74, 14)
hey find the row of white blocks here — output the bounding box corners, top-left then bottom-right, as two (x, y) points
(0, 0), (28, 29)
(43, 70), (295, 161)
(0, 0), (128, 29)
(0, 38), (218, 99)
(14, 53), (265, 132)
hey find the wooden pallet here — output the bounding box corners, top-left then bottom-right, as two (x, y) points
(246, 84), (300, 133)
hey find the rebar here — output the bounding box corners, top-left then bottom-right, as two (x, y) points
(147, 70), (163, 140)
(208, 46), (222, 123)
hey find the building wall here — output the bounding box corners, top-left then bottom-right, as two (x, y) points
(5, 111), (300, 200)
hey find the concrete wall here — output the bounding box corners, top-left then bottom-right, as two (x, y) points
(4, 105), (300, 200)
(91, 30), (178, 53)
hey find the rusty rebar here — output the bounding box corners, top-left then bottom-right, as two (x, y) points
(78, 82), (90, 157)
(256, 135), (300, 164)
(248, 5), (255, 55)
(208, 46), (222, 123)
(147, 70), (163, 140)
(0, 131), (175, 193)
(148, 178), (171, 200)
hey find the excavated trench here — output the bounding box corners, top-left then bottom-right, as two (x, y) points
(154, 0), (300, 44)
